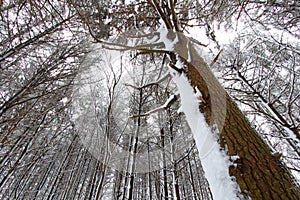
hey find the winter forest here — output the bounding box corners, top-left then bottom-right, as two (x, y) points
(0, 0), (299, 199)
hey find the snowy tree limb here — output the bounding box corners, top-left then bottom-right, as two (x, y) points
(124, 73), (171, 90)
(130, 94), (178, 118)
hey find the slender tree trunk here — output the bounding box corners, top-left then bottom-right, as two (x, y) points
(46, 135), (77, 200)
(60, 148), (83, 200)
(113, 170), (123, 200)
(76, 153), (93, 200)
(187, 153), (199, 200)
(86, 159), (102, 200)
(154, 171), (161, 200)
(160, 128), (169, 200)
(128, 89), (143, 200)
(147, 140), (153, 200)
(168, 114), (180, 200)
(122, 155), (130, 200)
(173, 162), (180, 200)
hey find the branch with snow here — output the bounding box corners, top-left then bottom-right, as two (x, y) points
(124, 72), (171, 90)
(129, 94), (178, 118)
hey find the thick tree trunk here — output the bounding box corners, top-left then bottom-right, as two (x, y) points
(171, 34), (300, 199)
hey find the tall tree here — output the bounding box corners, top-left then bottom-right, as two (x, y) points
(74, 0), (300, 199)
(1, 0), (299, 199)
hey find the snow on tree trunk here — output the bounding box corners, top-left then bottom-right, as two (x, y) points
(169, 63), (240, 200)
(169, 33), (300, 199)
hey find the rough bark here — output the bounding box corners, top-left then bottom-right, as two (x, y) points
(171, 34), (300, 199)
